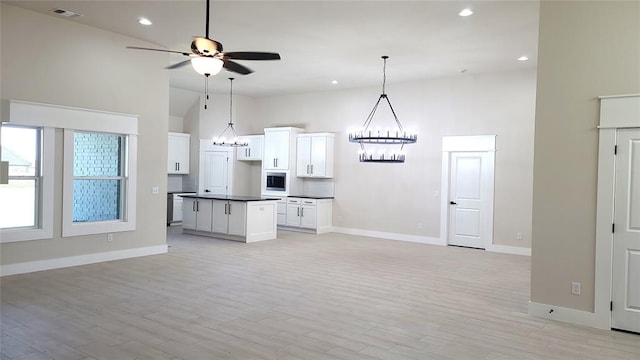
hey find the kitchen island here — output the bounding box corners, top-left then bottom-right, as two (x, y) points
(180, 194), (281, 243)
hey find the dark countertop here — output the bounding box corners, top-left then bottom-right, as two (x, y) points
(168, 191), (196, 194)
(179, 194), (281, 202)
(287, 195), (335, 199)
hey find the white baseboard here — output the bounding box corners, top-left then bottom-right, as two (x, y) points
(332, 227), (445, 246)
(528, 301), (609, 330)
(486, 244), (531, 256)
(0, 245), (168, 276)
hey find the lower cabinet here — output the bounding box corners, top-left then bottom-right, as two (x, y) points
(282, 197), (332, 234)
(212, 200), (246, 236)
(277, 200), (287, 226)
(182, 198), (213, 232)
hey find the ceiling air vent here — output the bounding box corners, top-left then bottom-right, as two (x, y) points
(50, 8), (82, 18)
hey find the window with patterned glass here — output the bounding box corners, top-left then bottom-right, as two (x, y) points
(71, 132), (127, 223)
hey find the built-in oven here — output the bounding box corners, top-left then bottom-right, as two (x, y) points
(266, 172), (286, 192)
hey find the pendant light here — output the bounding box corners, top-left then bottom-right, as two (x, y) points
(349, 56), (417, 163)
(212, 78), (248, 147)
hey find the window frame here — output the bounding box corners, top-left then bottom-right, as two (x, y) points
(62, 129), (137, 237)
(0, 125), (54, 243)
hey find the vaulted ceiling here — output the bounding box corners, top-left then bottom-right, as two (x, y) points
(6, 0), (539, 99)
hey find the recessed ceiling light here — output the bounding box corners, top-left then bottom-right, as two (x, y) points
(518, 56), (529, 61)
(331, 80), (338, 85)
(138, 17), (152, 26)
(459, 9), (473, 17)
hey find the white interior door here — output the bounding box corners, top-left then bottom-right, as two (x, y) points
(612, 128), (640, 333)
(448, 152), (491, 249)
(203, 151), (228, 195)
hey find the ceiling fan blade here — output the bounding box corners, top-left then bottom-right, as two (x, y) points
(165, 59), (192, 70)
(127, 46), (190, 56)
(192, 37), (222, 55)
(223, 60), (253, 75)
(224, 52), (281, 61)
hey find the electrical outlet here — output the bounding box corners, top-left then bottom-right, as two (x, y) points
(107, 233), (113, 242)
(571, 282), (581, 295)
(516, 232), (523, 240)
(152, 186), (160, 195)
(417, 222), (423, 229)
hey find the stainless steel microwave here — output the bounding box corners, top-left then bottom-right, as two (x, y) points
(266, 172), (286, 191)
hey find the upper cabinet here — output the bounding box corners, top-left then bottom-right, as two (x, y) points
(168, 132), (190, 174)
(263, 127), (303, 170)
(236, 135), (263, 161)
(296, 133), (335, 178)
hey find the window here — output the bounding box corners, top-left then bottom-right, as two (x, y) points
(0, 124), (54, 242)
(63, 129), (137, 237)
(72, 132), (126, 223)
(2, 99), (138, 238)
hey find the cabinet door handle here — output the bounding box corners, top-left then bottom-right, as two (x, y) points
(192, 200), (196, 211)
(224, 203), (227, 214)
(228, 203), (231, 214)
(310, 164), (313, 174)
(248, 148), (251, 157)
(177, 163), (180, 171)
(301, 208), (304, 217)
(297, 207), (300, 217)
(273, 158), (276, 167)
(196, 200), (199, 212)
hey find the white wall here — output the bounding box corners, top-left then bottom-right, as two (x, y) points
(532, 0), (640, 312)
(0, 4), (169, 265)
(255, 68), (536, 248)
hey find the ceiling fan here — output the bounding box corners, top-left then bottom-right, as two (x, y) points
(127, 0), (280, 77)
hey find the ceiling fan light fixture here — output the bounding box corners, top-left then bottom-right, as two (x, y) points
(190, 57), (223, 76)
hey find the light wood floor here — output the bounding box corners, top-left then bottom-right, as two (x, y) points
(1, 227), (639, 360)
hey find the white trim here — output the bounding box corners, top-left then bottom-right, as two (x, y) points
(485, 244), (531, 256)
(442, 134), (496, 152)
(0, 245), (167, 276)
(598, 93), (640, 99)
(598, 95), (640, 129)
(440, 135), (496, 250)
(62, 130), (138, 237)
(528, 301), (609, 330)
(1, 99), (138, 134)
(332, 226), (445, 246)
(0, 127), (55, 243)
(594, 127), (617, 331)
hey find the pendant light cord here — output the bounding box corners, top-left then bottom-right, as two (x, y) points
(229, 77), (234, 125)
(381, 55), (388, 95)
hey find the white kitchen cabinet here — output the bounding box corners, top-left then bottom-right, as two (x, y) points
(237, 135), (263, 161)
(281, 197), (332, 234)
(182, 197), (212, 232)
(173, 194), (184, 222)
(168, 132), (190, 174)
(212, 200), (247, 236)
(296, 133), (335, 178)
(263, 127), (303, 170)
(277, 199), (287, 226)
(263, 129), (290, 170)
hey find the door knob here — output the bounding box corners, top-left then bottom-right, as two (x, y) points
(450, 201), (457, 205)
(205, 189), (210, 193)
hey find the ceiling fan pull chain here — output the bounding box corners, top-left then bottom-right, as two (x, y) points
(204, 76), (209, 110)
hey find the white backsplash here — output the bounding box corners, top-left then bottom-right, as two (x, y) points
(167, 175), (183, 192)
(302, 178), (335, 197)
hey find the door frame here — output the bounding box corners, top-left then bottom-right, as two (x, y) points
(440, 135), (496, 248)
(594, 94), (640, 330)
